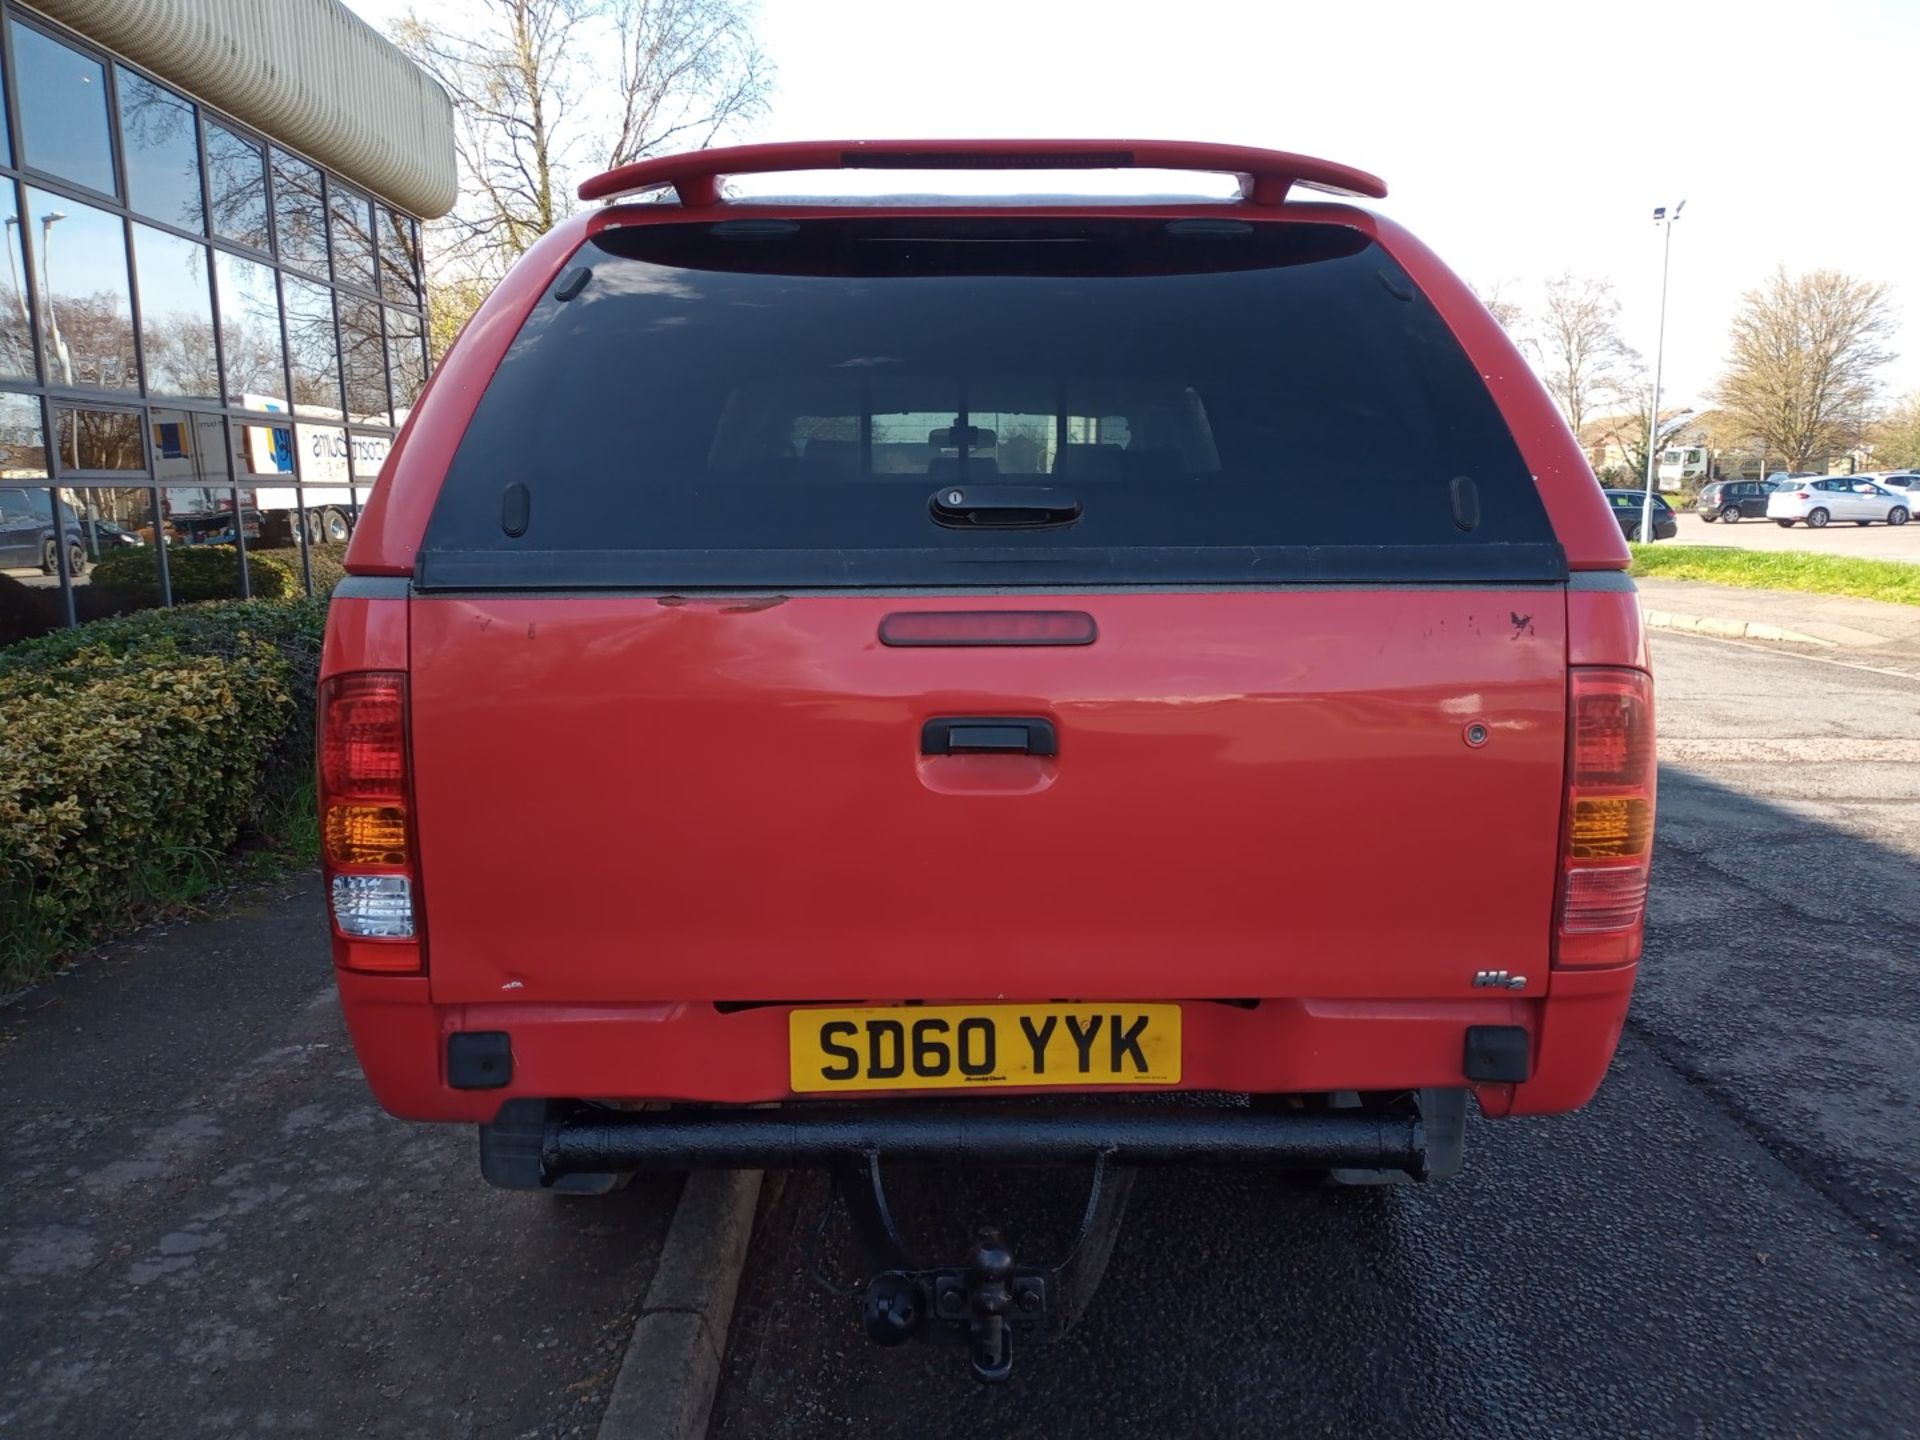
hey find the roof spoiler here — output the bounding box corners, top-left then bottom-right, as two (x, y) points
(576, 139), (1387, 208)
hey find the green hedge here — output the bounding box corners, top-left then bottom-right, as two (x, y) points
(262, 543), (350, 598)
(91, 543), (349, 604)
(0, 597), (328, 987)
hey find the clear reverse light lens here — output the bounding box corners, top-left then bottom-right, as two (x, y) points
(330, 874), (415, 939)
(1560, 866), (1649, 933)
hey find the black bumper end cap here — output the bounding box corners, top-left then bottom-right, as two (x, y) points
(449, 1030), (513, 1090)
(1463, 1025), (1530, 1083)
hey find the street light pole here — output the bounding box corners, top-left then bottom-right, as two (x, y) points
(1640, 200), (1685, 542)
(38, 212), (71, 390)
(37, 210), (96, 562)
(2, 216), (30, 336)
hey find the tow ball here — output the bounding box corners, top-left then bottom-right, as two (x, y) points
(832, 1151), (1135, 1381)
(864, 1229), (1040, 1380)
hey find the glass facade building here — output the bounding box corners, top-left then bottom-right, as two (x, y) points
(0, 2), (431, 622)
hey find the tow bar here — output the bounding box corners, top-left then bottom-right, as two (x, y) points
(841, 1150), (1136, 1380)
(482, 1098), (1431, 1379)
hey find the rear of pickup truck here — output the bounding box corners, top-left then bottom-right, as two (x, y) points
(321, 144), (1651, 1219)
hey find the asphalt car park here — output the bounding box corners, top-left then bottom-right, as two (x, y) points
(1670, 506), (1920, 561)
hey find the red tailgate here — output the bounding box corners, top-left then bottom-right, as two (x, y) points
(409, 589), (1566, 1005)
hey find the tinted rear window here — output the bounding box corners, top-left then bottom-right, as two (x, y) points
(419, 217), (1561, 589)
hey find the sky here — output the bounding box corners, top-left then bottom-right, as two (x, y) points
(346, 0), (1920, 413)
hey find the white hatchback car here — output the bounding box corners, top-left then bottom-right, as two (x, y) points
(1768, 476), (1912, 528)
(1877, 473), (1920, 507)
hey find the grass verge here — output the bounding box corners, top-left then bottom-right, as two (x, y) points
(1629, 544), (1920, 607)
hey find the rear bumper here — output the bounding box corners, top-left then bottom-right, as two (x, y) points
(500, 1099), (1430, 1180)
(335, 966), (1638, 1123)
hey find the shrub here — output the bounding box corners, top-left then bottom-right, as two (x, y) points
(0, 573), (54, 648)
(92, 544), (296, 604)
(1, 571), (166, 647)
(0, 634), (292, 983)
(0, 594), (328, 794)
(0, 596), (329, 986)
(88, 542), (349, 606)
(249, 543), (350, 598)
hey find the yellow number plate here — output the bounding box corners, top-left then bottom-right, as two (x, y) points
(788, 1003), (1181, 1093)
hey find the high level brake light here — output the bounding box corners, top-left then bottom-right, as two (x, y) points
(1555, 668), (1656, 968)
(879, 610), (1097, 647)
(319, 672), (422, 968)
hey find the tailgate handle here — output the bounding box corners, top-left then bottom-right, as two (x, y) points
(921, 716), (1058, 757)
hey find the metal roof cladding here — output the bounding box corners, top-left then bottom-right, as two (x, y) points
(27, 0), (458, 217)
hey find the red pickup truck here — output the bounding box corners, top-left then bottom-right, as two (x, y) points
(321, 141), (1653, 1376)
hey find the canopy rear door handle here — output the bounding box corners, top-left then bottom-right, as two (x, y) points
(928, 485), (1081, 529)
(920, 716), (1058, 757)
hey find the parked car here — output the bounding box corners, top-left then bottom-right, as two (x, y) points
(85, 518), (146, 555)
(0, 485), (87, 575)
(1603, 488), (1678, 539)
(319, 140), (1655, 1376)
(1768, 477), (1911, 527)
(1858, 472), (1920, 507)
(1695, 479), (1775, 522)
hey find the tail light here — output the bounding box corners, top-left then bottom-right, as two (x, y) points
(1555, 667), (1655, 968)
(1794, 490), (1811, 499)
(318, 671), (422, 970)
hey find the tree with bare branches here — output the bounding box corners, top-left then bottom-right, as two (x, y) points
(1596, 372), (1691, 491)
(1472, 279), (1526, 335)
(1534, 273), (1638, 441)
(1714, 267), (1896, 471)
(1871, 393), (1920, 472)
(393, 0), (772, 284)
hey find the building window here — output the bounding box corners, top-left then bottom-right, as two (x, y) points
(26, 187), (136, 390)
(386, 305), (426, 422)
(131, 223), (218, 401)
(270, 147), (328, 278)
(213, 249), (285, 408)
(234, 420), (291, 481)
(9, 21), (116, 196)
(0, 481), (58, 573)
(338, 290), (387, 425)
(54, 405), (144, 472)
(206, 121), (269, 252)
(377, 205), (419, 306)
(282, 273), (341, 417)
(330, 184), (375, 293)
(0, 180), (35, 379)
(74, 484), (159, 589)
(0, 389), (47, 474)
(118, 68), (202, 233)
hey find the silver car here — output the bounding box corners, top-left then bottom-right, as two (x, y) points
(1767, 477), (1912, 528)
